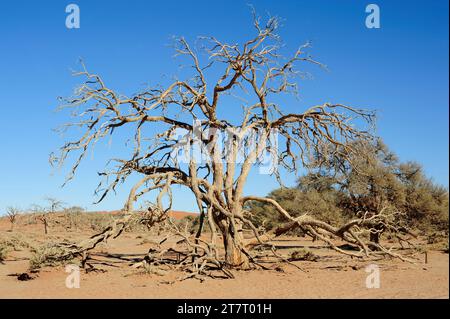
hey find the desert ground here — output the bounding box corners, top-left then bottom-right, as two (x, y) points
(0, 212), (448, 299)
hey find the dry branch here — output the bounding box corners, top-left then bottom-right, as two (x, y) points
(48, 11), (415, 280)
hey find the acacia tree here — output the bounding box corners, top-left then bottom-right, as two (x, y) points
(6, 207), (20, 232)
(51, 13), (412, 274)
(38, 197), (65, 235)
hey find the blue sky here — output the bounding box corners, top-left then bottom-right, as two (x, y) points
(0, 0), (448, 213)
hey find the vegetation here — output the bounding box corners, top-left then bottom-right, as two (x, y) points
(247, 139), (449, 243)
(0, 233), (32, 251)
(6, 207), (20, 232)
(0, 233), (33, 263)
(29, 243), (75, 271)
(42, 11), (423, 280)
(0, 245), (8, 263)
(289, 249), (319, 262)
(37, 197), (65, 235)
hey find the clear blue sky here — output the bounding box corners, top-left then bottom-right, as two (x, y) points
(0, 0), (448, 213)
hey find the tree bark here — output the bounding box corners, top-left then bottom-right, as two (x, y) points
(221, 220), (250, 269)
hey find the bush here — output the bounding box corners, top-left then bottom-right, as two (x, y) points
(0, 234), (33, 263)
(289, 249), (319, 262)
(29, 243), (75, 270)
(0, 234), (32, 252)
(247, 139), (449, 237)
(0, 244), (9, 262)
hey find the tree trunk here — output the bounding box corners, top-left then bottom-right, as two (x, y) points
(221, 221), (250, 269)
(44, 220), (48, 235)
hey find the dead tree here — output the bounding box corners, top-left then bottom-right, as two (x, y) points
(38, 215), (49, 235)
(46, 197), (65, 214)
(6, 207), (20, 232)
(50, 12), (413, 275)
(39, 197), (64, 235)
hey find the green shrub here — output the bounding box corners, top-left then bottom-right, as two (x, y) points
(0, 234), (32, 252)
(29, 243), (75, 270)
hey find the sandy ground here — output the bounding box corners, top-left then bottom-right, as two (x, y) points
(0, 217), (448, 299)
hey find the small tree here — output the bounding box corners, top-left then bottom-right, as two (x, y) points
(45, 197), (65, 214)
(38, 197), (65, 235)
(37, 214), (50, 235)
(6, 207), (20, 232)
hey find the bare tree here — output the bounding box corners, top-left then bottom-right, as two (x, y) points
(45, 197), (65, 214)
(50, 12), (413, 278)
(38, 197), (65, 235)
(6, 207), (20, 232)
(37, 214), (50, 235)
